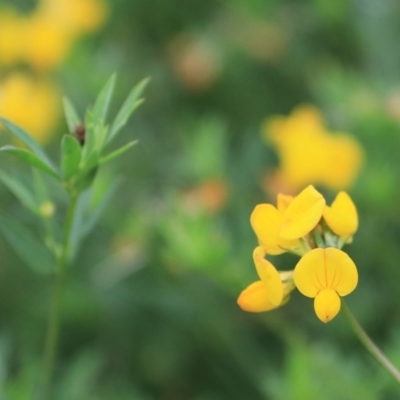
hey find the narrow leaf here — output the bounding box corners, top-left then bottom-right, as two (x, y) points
(0, 171), (40, 214)
(63, 97), (81, 133)
(0, 118), (55, 168)
(61, 135), (82, 179)
(0, 146), (60, 179)
(82, 111), (97, 161)
(0, 214), (54, 274)
(107, 77), (149, 145)
(91, 73), (116, 124)
(99, 140), (138, 165)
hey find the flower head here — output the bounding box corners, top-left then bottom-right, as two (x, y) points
(294, 248), (358, 323)
(240, 187), (359, 323)
(0, 72), (60, 143)
(263, 105), (364, 192)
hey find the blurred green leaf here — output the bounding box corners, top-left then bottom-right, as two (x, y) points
(0, 171), (40, 215)
(0, 118), (55, 170)
(107, 77), (149, 145)
(0, 146), (60, 179)
(58, 350), (103, 400)
(91, 73), (116, 125)
(61, 135), (82, 180)
(99, 140), (138, 165)
(0, 214), (54, 274)
(63, 97), (81, 133)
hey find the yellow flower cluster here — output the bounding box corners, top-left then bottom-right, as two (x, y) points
(0, 73), (60, 143)
(238, 185), (359, 323)
(0, 0), (107, 70)
(0, 0), (107, 142)
(263, 105), (364, 191)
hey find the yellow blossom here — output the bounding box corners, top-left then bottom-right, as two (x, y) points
(263, 105), (364, 191)
(0, 9), (26, 66)
(24, 14), (75, 70)
(0, 73), (60, 143)
(0, 0), (107, 70)
(323, 192), (358, 238)
(251, 185), (325, 255)
(294, 248), (358, 323)
(237, 247), (293, 312)
(280, 185), (325, 240)
(251, 203), (296, 255)
(38, 0), (108, 35)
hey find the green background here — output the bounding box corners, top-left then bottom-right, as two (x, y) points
(1, 0), (400, 399)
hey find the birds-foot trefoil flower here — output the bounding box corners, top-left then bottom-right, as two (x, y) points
(238, 185), (359, 323)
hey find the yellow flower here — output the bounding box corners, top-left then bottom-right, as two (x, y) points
(280, 185), (325, 240)
(24, 14), (75, 71)
(251, 185), (325, 255)
(0, 9), (26, 66)
(0, 73), (60, 143)
(294, 248), (358, 323)
(237, 247), (293, 312)
(0, 0), (107, 70)
(323, 191), (358, 238)
(38, 0), (108, 35)
(263, 105), (364, 191)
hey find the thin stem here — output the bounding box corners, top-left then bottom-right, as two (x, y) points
(38, 194), (79, 399)
(342, 301), (400, 385)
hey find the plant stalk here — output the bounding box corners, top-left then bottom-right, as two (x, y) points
(342, 301), (400, 385)
(39, 194), (79, 398)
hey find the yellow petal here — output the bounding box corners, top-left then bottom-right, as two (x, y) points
(277, 193), (293, 214)
(314, 288), (341, 323)
(294, 248), (358, 298)
(250, 204), (286, 255)
(253, 247), (283, 306)
(237, 281), (278, 312)
(319, 134), (364, 190)
(323, 192), (358, 237)
(280, 185), (325, 240)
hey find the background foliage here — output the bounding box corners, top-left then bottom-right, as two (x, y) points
(1, 0), (400, 399)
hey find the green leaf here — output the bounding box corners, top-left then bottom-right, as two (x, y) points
(99, 140), (138, 165)
(91, 73), (116, 125)
(0, 146), (60, 179)
(0, 214), (54, 274)
(33, 169), (50, 205)
(0, 118), (55, 169)
(61, 135), (82, 180)
(63, 97), (81, 133)
(0, 171), (40, 215)
(107, 77), (149, 145)
(81, 111), (98, 163)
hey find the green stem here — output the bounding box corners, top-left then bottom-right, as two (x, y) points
(39, 194), (79, 399)
(342, 301), (400, 385)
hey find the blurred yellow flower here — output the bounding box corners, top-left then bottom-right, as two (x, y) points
(0, 0), (107, 70)
(237, 247), (294, 312)
(0, 9), (26, 66)
(24, 14), (75, 71)
(38, 0), (108, 35)
(263, 105), (364, 192)
(0, 73), (60, 143)
(294, 248), (358, 323)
